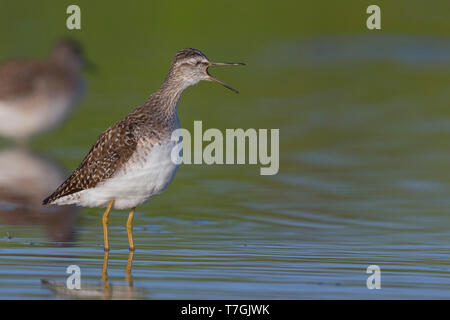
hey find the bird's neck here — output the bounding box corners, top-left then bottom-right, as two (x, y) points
(145, 74), (190, 118)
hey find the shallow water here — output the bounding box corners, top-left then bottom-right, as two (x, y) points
(1, 1), (450, 299)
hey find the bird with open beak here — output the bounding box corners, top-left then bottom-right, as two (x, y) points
(43, 48), (245, 251)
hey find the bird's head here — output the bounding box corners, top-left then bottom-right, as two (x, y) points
(50, 38), (95, 72)
(168, 48), (245, 93)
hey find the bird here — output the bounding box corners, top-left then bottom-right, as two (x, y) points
(43, 48), (244, 251)
(0, 38), (88, 143)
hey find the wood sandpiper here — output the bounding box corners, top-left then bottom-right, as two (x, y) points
(43, 48), (244, 251)
(0, 38), (87, 143)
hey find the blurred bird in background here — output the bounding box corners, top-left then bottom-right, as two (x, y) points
(0, 38), (89, 144)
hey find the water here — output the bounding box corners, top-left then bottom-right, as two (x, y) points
(0, 1), (450, 299)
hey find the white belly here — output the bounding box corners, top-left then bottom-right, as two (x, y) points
(55, 141), (180, 210)
(0, 96), (74, 139)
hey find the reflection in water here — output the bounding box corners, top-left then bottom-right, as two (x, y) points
(42, 251), (144, 299)
(0, 148), (78, 244)
(102, 250), (136, 292)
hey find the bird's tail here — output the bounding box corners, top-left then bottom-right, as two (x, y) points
(42, 194), (53, 205)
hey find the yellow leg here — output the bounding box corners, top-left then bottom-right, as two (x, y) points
(127, 208), (136, 251)
(125, 250), (134, 287)
(102, 200), (115, 251)
(101, 250), (111, 299)
(101, 250), (109, 283)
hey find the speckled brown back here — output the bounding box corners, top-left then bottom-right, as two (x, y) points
(0, 61), (80, 104)
(0, 61), (43, 100)
(42, 112), (149, 204)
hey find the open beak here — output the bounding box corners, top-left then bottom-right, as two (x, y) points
(207, 62), (245, 94)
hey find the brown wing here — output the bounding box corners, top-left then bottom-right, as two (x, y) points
(43, 120), (140, 204)
(0, 60), (44, 100)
